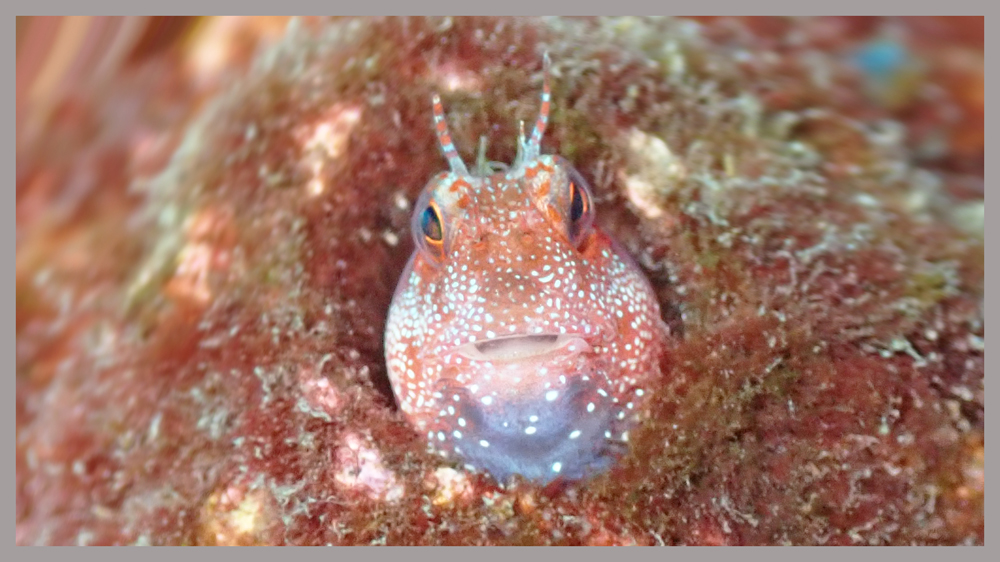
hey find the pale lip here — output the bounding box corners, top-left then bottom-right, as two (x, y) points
(451, 333), (592, 364)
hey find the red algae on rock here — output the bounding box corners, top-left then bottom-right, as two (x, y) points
(16, 16), (982, 545)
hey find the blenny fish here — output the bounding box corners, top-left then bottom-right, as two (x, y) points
(384, 55), (668, 483)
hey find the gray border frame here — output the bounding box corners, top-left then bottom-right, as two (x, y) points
(11, 3), (991, 558)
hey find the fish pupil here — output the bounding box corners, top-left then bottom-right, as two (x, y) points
(568, 182), (590, 243)
(421, 204), (443, 242)
(570, 183), (585, 223)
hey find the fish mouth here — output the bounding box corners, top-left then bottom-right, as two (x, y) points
(453, 333), (592, 363)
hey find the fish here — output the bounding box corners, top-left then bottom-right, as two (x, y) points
(384, 54), (668, 484)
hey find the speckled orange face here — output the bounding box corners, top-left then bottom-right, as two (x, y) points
(384, 55), (668, 484)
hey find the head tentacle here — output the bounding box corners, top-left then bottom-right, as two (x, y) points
(432, 94), (469, 175)
(523, 51), (552, 163)
(515, 120), (527, 166)
(475, 135), (490, 176)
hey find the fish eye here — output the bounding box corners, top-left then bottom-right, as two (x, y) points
(411, 175), (453, 264)
(421, 202), (444, 245)
(569, 182), (588, 224)
(565, 167), (595, 246)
